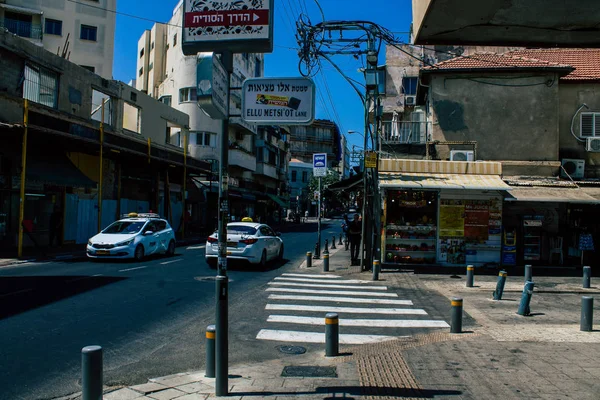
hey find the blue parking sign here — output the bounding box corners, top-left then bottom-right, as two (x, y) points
(313, 153), (327, 177)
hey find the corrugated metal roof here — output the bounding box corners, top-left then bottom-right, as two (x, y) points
(505, 187), (600, 204)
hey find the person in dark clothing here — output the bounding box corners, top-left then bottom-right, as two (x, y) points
(49, 205), (62, 247)
(348, 213), (362, 265)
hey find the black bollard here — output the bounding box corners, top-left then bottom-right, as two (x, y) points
(581, 296), (594, 332)
(325, 239), (329, 253)
(306, 252), (312, 268)
(450, 298), (463, 334)
(524, 264), (532, 283)
(323, 253), (329, 272)
(466, 265), (474, 288)
(314, 242), (320, 259)
(82, 345), (103, 400)
(338, 235), (343, 246)
(325, 313), (339, 356)
(493, 270), (508, 300)
(331, 236), (336, 250)
(517, 281), (535, 316)
(583, 266), (591, 289)
(205, 325), (215, 378)
(372, 260), (380, 281)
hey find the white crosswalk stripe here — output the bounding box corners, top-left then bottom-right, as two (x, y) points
(256, 272), (449, 345)
(268, 294), (413, 305)
(268, 281), (389, 290)
(266, 287), (398, 297)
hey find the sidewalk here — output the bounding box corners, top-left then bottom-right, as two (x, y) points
(64, 247), (600, 399)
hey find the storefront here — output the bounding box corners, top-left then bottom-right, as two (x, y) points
(379, 159), (510, 267)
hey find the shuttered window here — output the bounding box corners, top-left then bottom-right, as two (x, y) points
(581, 112), (600, 137)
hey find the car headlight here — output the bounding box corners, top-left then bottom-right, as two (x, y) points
(88, 240), (93, 246)
(116, 239), (134, 247)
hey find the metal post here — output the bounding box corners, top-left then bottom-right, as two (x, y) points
(306, 251), (312, 268)
(331, 235), (336, 249)
(323, 253), (329, 272)
(372, 259), (380, 281)
(81, 345), (103, 400)
(581, 296), (594, 332)
(325, 313), (339, 356)
(450, 298), (463, 334)
(98, 99), (105, 233)
(215, 275), (228, 396)
(205, 325), (215, 378)
(338, 234), (343, 246)
(517, 281), (535, 316)
(314, 242), (320, 259)
(18, 99), (29, 258)
(493, 270), (508, 301)
(466, 265), (474, 288)
(182, 132), (187, 239)
(317, 176), (322, 258)
(524, 264), (532, 283)
(215, 51), (232, 397)
(583, 266), (591, 289)
(324, 239), (329, 253)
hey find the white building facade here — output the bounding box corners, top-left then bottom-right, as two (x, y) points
(0, 0), (116, 79)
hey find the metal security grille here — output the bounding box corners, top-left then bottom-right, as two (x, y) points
(23, 64), (58, 108)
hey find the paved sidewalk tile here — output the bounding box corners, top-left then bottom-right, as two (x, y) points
(104, 388), (146, 400)
(130, 382), (170, 395)
(147, 388), (187, 400)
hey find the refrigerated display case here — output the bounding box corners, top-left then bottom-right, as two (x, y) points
(523, 216), (543, 261)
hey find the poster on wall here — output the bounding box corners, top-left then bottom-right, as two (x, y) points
(439, 203), (465, 237)
(438, 238), (466, 264)
(464, 201), (489, 239)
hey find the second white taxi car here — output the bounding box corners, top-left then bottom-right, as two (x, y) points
(87, 213), (176, 260)
(205, 222), (284, 268)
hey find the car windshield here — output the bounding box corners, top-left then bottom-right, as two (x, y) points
(103, 221), (145, 234)
(226, 225), (258, 235)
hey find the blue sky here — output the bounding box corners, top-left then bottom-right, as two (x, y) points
(113, 0), (413, 152)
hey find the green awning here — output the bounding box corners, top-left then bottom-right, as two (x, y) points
(267, 194), (289, 209)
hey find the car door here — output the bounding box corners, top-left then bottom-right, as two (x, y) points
(155, 220), (167, 252)
(260, 226), (276, 259)
(258, 226), (273, 258)
(144, 221), (160, 255)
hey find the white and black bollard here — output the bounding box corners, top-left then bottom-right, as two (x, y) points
(466, 265), (474, 288)
(205, 325), (215, 378)
(325, 313), (339, 356)
(583, 266), (592, 289)
(581, 296), (594, 332)
(524, 264), (533, 283)
(450, 298), (463, 334)
(81, 345), (103, 400)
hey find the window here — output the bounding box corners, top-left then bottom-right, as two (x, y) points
(45, 19), (62, 36)
(581, 112), (600, 137)
(23, 63), (58, 108)
(138, 67), (143, 76)
(173, 33), (177, 46)
(91, 89), (112, 125)
(80, 25), (97, 41)
(159, 95), (172, 106)
(151, 42), (154, 50)
(130, 92), (137, 102)
(302, 171), (308, 183)
(291, 170), (297, 182)
(179, 87), (197, 103)
(4, 12), (35, 39)
(139, 48), (144, 58)
(123, 102), (141, 133)
(155, 220), (166, 231)
(402, 77), (418, 95)
(193, 132), (215, 147)
(148, 62), (153, 72)
(80, 65), (95, 73)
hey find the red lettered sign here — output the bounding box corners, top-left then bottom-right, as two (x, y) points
(185, 9), (269, 28)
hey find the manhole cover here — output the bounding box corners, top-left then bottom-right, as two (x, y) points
(277, 345), (306, 355)
(281, 366), (337, 378)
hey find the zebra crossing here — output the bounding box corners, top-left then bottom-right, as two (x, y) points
(256, 272), (450, 345)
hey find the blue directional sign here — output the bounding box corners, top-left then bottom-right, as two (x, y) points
(313, 153), (327, 177)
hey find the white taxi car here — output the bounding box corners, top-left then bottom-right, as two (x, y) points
(205, 222), (284, 268)
(87, 213), (176, 260)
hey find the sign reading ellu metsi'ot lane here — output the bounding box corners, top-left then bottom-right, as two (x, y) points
(241, 77), (315, 125)
(182, 0), (274, 55)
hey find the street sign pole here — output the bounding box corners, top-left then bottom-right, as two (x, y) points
(215, 51), (232, 397)
(313, 153), (327, 259)
(317, 176), (321, 259)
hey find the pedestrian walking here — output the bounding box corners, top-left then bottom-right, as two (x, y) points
(348, 213), (361, 265)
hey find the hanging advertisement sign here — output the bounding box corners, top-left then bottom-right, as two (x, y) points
(439, 204), (465, 237)
(196, 53), (229, 119)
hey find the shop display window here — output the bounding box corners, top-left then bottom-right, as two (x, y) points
(384, 190), (437, 265)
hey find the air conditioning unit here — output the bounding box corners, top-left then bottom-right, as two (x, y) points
(450, 150), (474, 161)
(586, 137), (600, 152)
(561, 158), (585, 179)
(404, 95), (416, 106)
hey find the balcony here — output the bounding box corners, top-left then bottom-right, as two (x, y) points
(1, 19), (42, 40)
(381, 120), (427, 144)
(229, 147), (256, 171)
(256, 161), (278, 179)
(188, 145), (219, 161)
(230, 116), (256, 135)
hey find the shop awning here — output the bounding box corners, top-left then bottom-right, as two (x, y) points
(581, 187), (600, 201)
(327, 172), (363, 192)
(267, 194), (289, 208)
(507, 187), (600, 203)
(27, 154), (97, 188)
(505, 187), (600, 204)
(379, 172), (510, 190)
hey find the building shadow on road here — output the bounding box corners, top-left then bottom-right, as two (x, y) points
(0, 275), (126, 320)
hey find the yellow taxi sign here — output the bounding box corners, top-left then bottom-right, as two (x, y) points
(241, 217), (253, 222)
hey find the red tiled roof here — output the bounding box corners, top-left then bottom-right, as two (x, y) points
(423, 52), (572, 72)
(507, 49), (600, 81)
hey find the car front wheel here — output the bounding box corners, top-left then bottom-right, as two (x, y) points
(134, 245), (144, 261)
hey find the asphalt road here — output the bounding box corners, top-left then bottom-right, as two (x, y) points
(0, 221), (343, 400)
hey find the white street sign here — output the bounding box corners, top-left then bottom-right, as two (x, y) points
(313, 153), (327, 177)
(242, 77), (315, 125)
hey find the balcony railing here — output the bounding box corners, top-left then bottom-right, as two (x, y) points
(229, 148), (256, 171)
(256, 161), (278, 179)
(188, 145), (219, 161)
(381, 121), (426, 144)
(1, 19), (42, 40)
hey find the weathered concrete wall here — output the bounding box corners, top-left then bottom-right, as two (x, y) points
(427, 72), (560, 161)
(558, 82), (600, 177)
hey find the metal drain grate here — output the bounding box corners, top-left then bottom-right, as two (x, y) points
(281, 366), (337, 378)
(277, 345), (306, 355)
